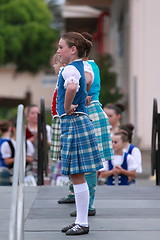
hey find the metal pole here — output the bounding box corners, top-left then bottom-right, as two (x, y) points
(9, 105), (25, 240)
(37, 113), (43, 185)
(156, 113), (160, 185)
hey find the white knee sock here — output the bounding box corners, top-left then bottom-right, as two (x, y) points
(73, 182), (89, 226)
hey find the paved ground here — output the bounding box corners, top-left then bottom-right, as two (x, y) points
(1, 182), (160, 240)
(1, 150), (160, 240)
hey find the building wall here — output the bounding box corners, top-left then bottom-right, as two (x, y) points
(109, 0), (160, 149)
(0, 66), (57, 109)
(129, 0), (160, 149)
(109, 0), (130, 123)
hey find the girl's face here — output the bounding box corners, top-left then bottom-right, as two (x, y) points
(53, 61), (62, 75)
(104, 108), (121, 126)
(112, 135), (126, 153)
(57, 38), (77, 65)
(26, 107), (40, 124)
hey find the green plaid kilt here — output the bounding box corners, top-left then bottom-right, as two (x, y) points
(87, 101), (113, 161)
(50, 116), (61, 162)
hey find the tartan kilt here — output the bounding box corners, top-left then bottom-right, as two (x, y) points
(60, 114), (103, 175)
(87, 101), (113, 161)
(50, 116), (61, 162)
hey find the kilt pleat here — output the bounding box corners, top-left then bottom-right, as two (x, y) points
(50, 117), (61, 162)
(60, 114), (103, 175)
(87, 102), (113, 161)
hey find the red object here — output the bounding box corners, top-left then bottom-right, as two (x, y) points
(51, 89), (58, 116)
(26, 126), (35, 139)
(93, 12), (110, 56)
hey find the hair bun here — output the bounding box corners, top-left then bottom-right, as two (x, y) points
(115, 103), (125, 112)
(125, 123), (134, 131)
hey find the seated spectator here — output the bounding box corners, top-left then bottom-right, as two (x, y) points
(0, 120), (35, 185)
(0, 120), (12, 185)
(103, 103), (125, 137)
(117, 123), (142, 184)
(25, 104), (51, 184)
(99, 131), (137, 185)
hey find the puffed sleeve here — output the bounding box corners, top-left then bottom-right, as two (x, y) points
(127, 154), (137, 171)
(1, 142), (12, 158)
(131, 147), (142, 173)
(62, 65), (81, 92)
(83, 61), (94, 83)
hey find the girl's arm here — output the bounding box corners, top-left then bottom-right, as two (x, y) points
(85, 72), (92, 106)
(26, 156), (33, 164)
(83, 61), (94, 92)
(4, 158), (14, 166)
(116, 166), (137, 178)
(99, 169), (114, 178)
(85, 72), (92, 92)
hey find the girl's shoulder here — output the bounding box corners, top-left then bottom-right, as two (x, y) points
(62, 65), (81, 79)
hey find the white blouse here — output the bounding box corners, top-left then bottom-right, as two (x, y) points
(100, 152), (137, 172)
(124, 144), (142, 173)
(83, 61), (94, 83)
(1, 139), (35, 158)
(62, 65), (81, 92)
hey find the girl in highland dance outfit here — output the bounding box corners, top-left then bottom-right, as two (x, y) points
(82, 32), (113, 163)
(58, 33), (113, 212)
(118, 123), (142, 184)
(57, 32), (103, 236)
(100, 131), (137, 185)
(50, 53), (63, 184)
(103, 103), (125, 138)
(69, 32), (113, 216)
(25, 105), (51, 184)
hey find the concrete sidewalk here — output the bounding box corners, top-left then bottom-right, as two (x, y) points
(1, 184), (160, 240)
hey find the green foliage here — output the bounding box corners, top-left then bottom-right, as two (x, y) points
(97, 54), (123, 106)
(0, 107), (17, 121)
(0, 0), (59, 72)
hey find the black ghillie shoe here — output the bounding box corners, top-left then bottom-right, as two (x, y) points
(58, 196), (75, 204)
(66, 224), (89, 235)
(61, 223), (76, 233)
(70, 208), (96, 217)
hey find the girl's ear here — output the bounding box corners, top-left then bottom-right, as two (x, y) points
(117, 114), (121, 120)
(71, 46), (77, 55)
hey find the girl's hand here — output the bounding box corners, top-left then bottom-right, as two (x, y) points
(65, 104), (78, 115)
(115, 166), (123, 174)
(113, 166), (121, 175)
(86, 96), (92, 106)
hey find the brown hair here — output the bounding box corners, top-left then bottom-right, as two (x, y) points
(104, 103), (125, 115)
(81, 32), (93, 57)
(50, 53), (60, 65)
(0, 120), (10, 133)
(118, 123), (134, 143)
(61, 32), (92, 58)
(114, 131), (129, 142)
